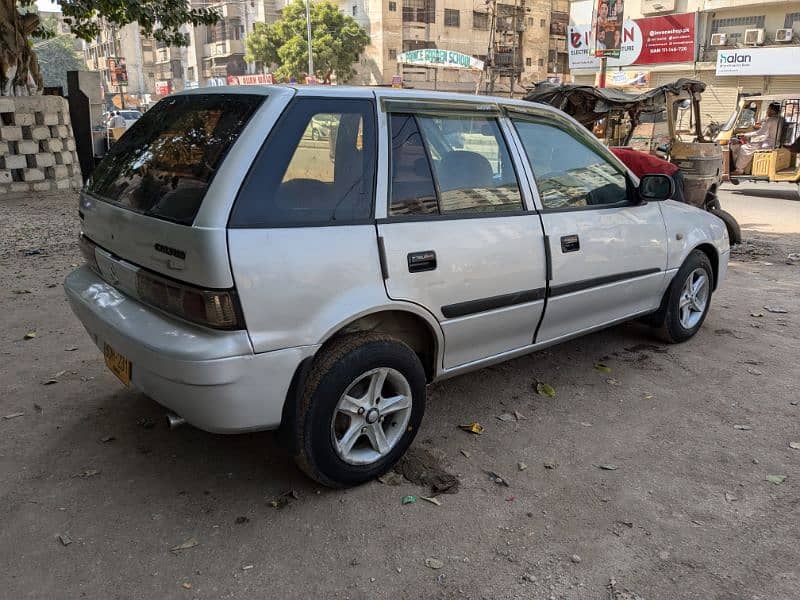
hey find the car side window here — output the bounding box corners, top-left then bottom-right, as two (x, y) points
(230, 98), (376, 227)
(513, 120), (628, 210)
(388, 113), (523, 216)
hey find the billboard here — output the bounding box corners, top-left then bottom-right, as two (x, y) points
(716, 46), (800, 76)
(570, 12), (695, 69)
(591, 0), (625, 58)
(107, 57), (128, 87)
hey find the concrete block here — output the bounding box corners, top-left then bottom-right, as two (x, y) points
(60, 150), (73, 165)
(32, 153), (55, 168)
(30, 126), (50, 140)
(32, 181), (52, 192)
(42, 138), (63, 152)
(1, 154), (27, 169)
(56, 124), (69, 138)
(66, 138), (76, 151)
(0, 170), (11, 184)
(48, 165), (69, 179)
(15, 112), (35, 126)
(43, 113), (59, 125)
(55, 178), (73, 190)
(23, 168), (45, 181)
(0, 126), (23, 141)
(10, 181), (31, 193)
(16, 140), (39, 154)
(0, 97), (14, 113)
(0, 141), (8, 155)
(61, 110), (70, 125)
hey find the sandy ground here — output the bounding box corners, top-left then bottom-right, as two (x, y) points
(1, 184), (798, 600)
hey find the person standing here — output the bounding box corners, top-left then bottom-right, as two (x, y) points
(108, 111), (126, 129)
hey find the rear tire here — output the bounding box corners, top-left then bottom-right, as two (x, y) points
(711, 208), (742, 245)
(292, 333), (426, 487)
(655, 250), (714, 344)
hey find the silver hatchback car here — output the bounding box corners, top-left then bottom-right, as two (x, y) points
(66, 86), (729, 486)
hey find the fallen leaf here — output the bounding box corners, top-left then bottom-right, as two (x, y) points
(460, 450), (471, 458)
(486, 471), (510, 486)
(789, 442), (800, 450)
(378, 471), (404, 486)
(425, 558), (444, 570)
(724, 492), (737, 502)
(3, 412), (24, 420)
(643, 393), (654, 400)
(401, 495), (417, 505)
(458, 422), (484, 435)
(496, 413), (515, 422)
(543, 461), (557, 470)
(763, 306), (788, 314)
(170, 537), (199, 553)
(766, 474), (786, 485)
(421, 496), (441, 506)
(605, 378), (621, 386)
(513, 411), (526, 420)
(594, 464), (618, 471)
(181, 582), (192, 590)
(517, 462), (528, 471)
(58, 533), (72, 546)
(23, 331), (37, 340)
(734, 424), (752, 431)
(594, 363), (612, 373)
(535, 382), (556, 397)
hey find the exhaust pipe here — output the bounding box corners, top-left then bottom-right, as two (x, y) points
(166, 412), (186, 429)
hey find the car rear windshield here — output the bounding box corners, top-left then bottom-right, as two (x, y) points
(86, 94), (264, 225)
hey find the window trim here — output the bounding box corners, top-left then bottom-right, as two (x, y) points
(228, 97), (379, 229)
(385, 110), (529, 220)
(507, 112), (636, 213)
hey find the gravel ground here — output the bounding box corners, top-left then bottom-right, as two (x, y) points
(1, 187), (798, 600)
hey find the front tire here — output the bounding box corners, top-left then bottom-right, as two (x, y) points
(292, 333), (426, 487)
(711, 208), (742, 245)
(655, 250), (714, 343)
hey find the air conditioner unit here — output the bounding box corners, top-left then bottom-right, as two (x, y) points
(775, 28), (794, 43)
(744, 28), (765, 45)
(710, 33), (727, 46)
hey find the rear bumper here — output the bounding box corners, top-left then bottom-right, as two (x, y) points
(64, 266), (317, 433)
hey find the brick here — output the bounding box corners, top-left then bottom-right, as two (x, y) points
(10, 182), (30, 193)
(29, 126), (50, 140)
(0, 97), (14, 113)
(1, 154), (27, 169)
(15, 112), (35, 126)
(32, 153), (55, 168)
(0, 125), (23, 141)
(59, 150), (73, 165)
(32, 181), (52, 192)
(0, 170), (11, 184)
(16, 140), (39, 154)
(23, 168), (45, 181)
(42, 138), (63, 152)
(65, 138), (76, 151)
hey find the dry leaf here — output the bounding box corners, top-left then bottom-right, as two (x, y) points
(458, 422), (484, 434)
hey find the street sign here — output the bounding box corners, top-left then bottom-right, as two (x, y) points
(397, 50), (484, 71)
(391, 75), (403, 88)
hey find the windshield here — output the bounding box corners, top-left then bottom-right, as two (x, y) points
(86, 94), (264, 225)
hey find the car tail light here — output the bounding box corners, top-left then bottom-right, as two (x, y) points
(79, 234), (99, 273)
(135, 270), (244, 330)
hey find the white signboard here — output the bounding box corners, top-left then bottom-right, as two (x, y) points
(716, 47), (800, 77)
(398, 50), (484, 71)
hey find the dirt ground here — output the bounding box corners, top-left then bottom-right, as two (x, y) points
(1, 184), (798, 600)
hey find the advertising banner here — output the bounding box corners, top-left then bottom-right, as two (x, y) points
(107, 57), (128, 87)
(226, 73), (275, 85)
(570, 12), (695, 69)
(591, 0), (625, 58)
(716, 46), (800, 76)
(154, 80), (170, 95)
(397, 49), (484, 71)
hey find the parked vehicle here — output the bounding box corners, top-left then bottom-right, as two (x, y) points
(65, 87), (730, 487)
(525, 79), (741, 244)
(118, 110), (143, 129)
(716, 93), (800, 196)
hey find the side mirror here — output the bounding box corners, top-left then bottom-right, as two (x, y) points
(639, 174), (675, 201)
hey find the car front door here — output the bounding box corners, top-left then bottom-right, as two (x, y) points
(510, 114), (669, 343)
(377, 108), (548, 370)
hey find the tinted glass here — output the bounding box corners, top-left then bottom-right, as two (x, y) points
(513, 120), (628, 210)
(389, 114), (438, 216)
(417, 115), (522, 214)
(87, 94), (263, 225)
(230, 98), (376, 226)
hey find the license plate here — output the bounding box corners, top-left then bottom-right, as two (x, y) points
(103, 343), (132, 386)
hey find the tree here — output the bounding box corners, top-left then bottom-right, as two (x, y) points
(246, 0), (369, 84)
(33, 34), (83, 94)
(0, 0), (219, 96)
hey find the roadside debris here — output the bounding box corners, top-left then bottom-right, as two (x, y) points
(605, 378), (621, 386)
(421, 496), (442, 506)
(458, 422), (484, 434)
(734, 424), (752, 431)
(594, 464), (618, 471)
(100, 435), (115, 443)
(543, 461), (557, 470)
(425, 558), (444, 570)
(65, 346), (78, 351)
(170, 537), (199, 553)
(401, 495), (417, 505)
(396, 447), (459, 495)
(235, 516), (249, 524)
(74, 469), (100, 478)
(459, 450), (471, 458)
(2, 412), (24, 420)
(517, 462), (528, 471)
(497, 413), (515, 422)
(269, 490), (299, 509)
(12, 289), (31, 294)
(42, 370), (67, 385)
(724, 492), (737, 502)
(181, 582), (192, 590)
(580, 422), (592, 427)
(23, 331), (36, 340)
(789, 442), (800, 450)
(750, 312), (764, 318)
(766, 475), (786, 485)
(570, 554), (582, 564)
(136, 417), (155, 429)
(33, 403), (43, 413)
(58, 533), (72, 546)
(378, 471), (404, 486)
(242, 564), (254, 571)
(594, 363), (612, 373)
(763, 305), (788, 314)
(534, 381), (556, 397)
(787, 253), (800, 264)
(485, 471), (510, 486)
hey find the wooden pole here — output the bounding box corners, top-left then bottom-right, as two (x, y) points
(598, 56), (607, 88)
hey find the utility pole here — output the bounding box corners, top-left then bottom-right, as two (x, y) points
(598, 56), (607, 88)
(305, 0), (314, 78)
(509, 0), (518, 98)
(485, 0), (497, 94)
(112, 26), (125, 108)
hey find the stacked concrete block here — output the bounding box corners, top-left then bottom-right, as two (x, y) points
(0, 96), (82, 195)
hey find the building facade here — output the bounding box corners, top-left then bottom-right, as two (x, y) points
(569, 0), (800, 122)
(341, 0), (571, 93)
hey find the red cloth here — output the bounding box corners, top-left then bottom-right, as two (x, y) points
(610, 147), (679, 178)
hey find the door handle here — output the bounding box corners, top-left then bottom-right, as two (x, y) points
(560, 235), (580, 253)
(407, 250), (437, 273)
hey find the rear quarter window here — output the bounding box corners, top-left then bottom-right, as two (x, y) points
(86, 94), (264, 225)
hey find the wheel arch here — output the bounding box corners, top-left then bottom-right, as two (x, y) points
(694, 242), (720, 290)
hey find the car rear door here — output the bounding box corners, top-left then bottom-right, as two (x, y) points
(377, 101), (548, 370)
(508, 111), (668, 343)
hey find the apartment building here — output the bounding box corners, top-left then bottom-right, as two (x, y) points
(568, 0), (800, 121)
(341, 0), (571, 92)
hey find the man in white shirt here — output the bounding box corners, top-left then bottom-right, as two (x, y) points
(108, 111), (126, 129)
(731, 103), (782, 175)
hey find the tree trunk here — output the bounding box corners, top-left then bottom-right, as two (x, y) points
(0, 0), (44, 96)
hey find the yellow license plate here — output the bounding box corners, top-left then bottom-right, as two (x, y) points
(103, 343), (132, 386)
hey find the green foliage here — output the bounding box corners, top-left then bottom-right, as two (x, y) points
(246, 0), (369, 83)
(33, 30), (83, 93)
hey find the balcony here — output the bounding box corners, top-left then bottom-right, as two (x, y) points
(202, 39), (245, 59)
